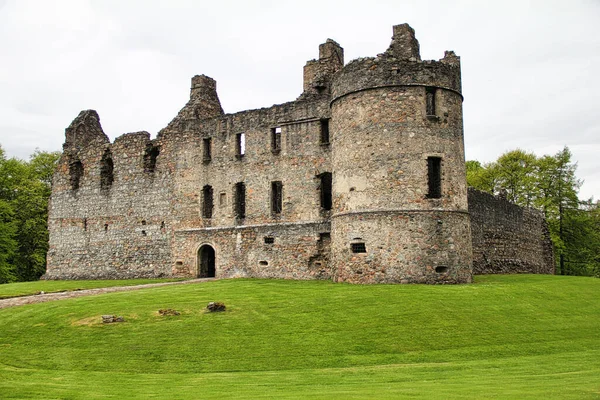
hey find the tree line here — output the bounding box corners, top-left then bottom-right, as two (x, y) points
(467, 147), (600, 277)
(0, 146), (60, 283)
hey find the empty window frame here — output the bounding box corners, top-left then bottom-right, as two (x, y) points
(202, 185), (214, 218)
(69, 160), (84, 191)
(320, 119), (330, 144)
(351, 242), (367, 253)
(425, 87), (436, 116)
(236, 133), (245, 158)
(271, 181), (283, 215)
(144, 144), (160, 173)
(319, 172), (332, 210)
(271, 127), (281, 153)
(100, 149), (114, 192)
(234, 182), (246, 219)
(427, 156), (442, 199)
(203, 137), (212, 162)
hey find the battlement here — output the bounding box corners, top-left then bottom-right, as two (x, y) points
(332, 25), (461, 102)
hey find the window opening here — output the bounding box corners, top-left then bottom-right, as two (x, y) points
(351, 242), (367, 253)
(259, 260), (269, 266)
(234, 182), (246, 219)
(426, 87), (436, 116)
(69, 160), (84, 191)
(435, 266), (448, 273)
(320, 119), (330, 144)
(104, 223), (109, 232)
(264, 236), (275, 244)
(203, 137), (212, 162)
(100, 149), (114, 192)
(271, 127), (281, 153)
(271, 181), (283, 215)
(236, 133), (245, 158)
(319, 172), (332, 210)
(144, 144), (160, 173)
(83, 218), (87, 231)
(202, 185), (214, 218)
(219, 192), (227, 207)
(427, 157), (442, 199)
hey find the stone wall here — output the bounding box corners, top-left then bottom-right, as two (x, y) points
(468, 188), (554, 274)
(45, 23), (552, 283)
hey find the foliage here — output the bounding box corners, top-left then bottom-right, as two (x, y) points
(467, 147), (599, 276)
(0, 276), (599, 398)
(0, 146), (61, 282)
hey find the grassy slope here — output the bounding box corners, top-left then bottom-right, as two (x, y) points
(0, 275), (599, 399)
(0, 279), (185, 299)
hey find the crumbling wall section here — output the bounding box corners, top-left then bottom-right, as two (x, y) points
(46, 117), (175, 279)
(468, 188), (554, 274)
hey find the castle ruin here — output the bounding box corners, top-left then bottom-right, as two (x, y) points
(45, 24), (554, 283)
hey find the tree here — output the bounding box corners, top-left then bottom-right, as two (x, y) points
(467, 146), (598, 276)
(0, 146), (60, 282)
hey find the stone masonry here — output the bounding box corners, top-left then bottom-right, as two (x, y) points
(45, 24), (554, 283)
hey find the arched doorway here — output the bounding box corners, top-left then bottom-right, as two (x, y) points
(197, 245), (216, 278)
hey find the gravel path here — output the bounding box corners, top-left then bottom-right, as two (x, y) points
(0, 278), (215, 309)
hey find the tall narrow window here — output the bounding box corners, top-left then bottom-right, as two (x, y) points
(320, 119), (330, 144)
(236, 133), (245, 158)
(203, 137), (212, 162)
(144, 144), (160, 173)
(271, 181), (283, 215)
(426, 87), (436, 116)
(271, 127), (281, 153)
(234, 182), (246, 219)
(100, 149), (114, 192)
(319, 172), (332, 210)
(427, 157), (442, 199)
(69, 160), (84, 191)
(202, 185), (214, 218)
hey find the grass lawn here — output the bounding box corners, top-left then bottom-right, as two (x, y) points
(0, 274), (599, 399)
(0, 278), (186, 299)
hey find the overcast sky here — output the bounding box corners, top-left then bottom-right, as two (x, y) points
(0, 0), (598, 199)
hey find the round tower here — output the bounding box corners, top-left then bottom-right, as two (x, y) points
(329, 24), (472, 284)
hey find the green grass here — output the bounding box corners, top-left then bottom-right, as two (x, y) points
(0, 278), (186, 299)
(0, 274), (599, 399)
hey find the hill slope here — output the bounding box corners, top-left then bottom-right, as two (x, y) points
(0, 275), (599, 399)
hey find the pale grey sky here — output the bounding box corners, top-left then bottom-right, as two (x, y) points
(0, 0), (598, 199)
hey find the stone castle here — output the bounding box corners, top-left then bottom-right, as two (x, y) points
(45, 24), (554, 283)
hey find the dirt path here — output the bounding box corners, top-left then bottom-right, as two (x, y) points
(0, 278), (216, 309)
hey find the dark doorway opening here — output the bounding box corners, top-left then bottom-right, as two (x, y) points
(198, 245), (216, 278)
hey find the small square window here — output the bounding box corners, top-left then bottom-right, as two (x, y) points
(351, 242), (366, 253)
(264, 237), (275, 244)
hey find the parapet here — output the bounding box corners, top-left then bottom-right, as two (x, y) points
(331, 24), (461, 102)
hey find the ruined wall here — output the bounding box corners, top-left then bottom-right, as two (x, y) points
(46, 111), (175, 279)
(49, 24), (559, 283)
(468, 188), (554, 274)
